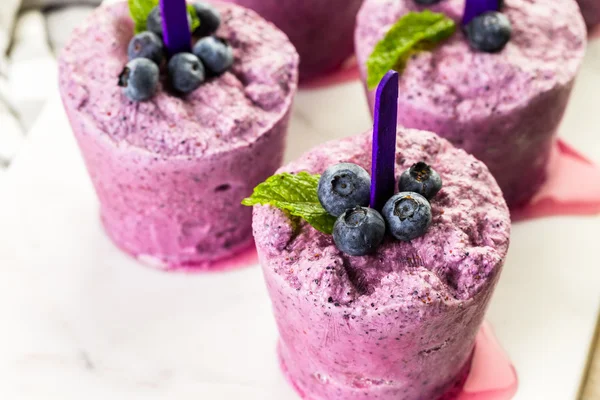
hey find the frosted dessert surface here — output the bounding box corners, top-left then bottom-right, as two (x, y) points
(355, 0), (586, 207)
(59, 1), (299, 158)
(254, 129), (510, 304)
(356, 0), (585, 117)
(58, 1), (299, 268)
(226, 0), (364, 81)
(253, 128), (511, 399)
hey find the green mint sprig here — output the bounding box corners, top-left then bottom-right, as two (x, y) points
(128, 0), (157, 33)
(188, 4), (201, 32)
(242, 172), (336, 234)
(128, 0), (200, 34)
(366, 10), (456, 90)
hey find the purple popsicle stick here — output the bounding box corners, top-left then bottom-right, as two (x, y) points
(161, 0), (191, 55)
(370, 70), (399, 211)
(462, 0), (502, 26)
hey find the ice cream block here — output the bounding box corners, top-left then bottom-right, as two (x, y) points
(59, 1), (299, 269)
(251, 127), (510, 399)
(225, 0), (364, 81)
(355, 0), (586, 207)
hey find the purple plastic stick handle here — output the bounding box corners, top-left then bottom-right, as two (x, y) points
(462, 0), (501, 26)
(161, 0), (191, 55)
(370, 70), (399, 211)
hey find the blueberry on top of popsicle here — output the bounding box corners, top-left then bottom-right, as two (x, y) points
(318, 163), (371, 217)
(398, 162), (443, 200)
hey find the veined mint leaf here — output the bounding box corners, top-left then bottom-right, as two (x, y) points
(129, 0), (158, 34)
(187, 4), (201, 32)
(242, 172), (336, 234)
(366, 11), (456, 89)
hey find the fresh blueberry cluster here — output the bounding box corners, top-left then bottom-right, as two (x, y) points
(118, 2), (234, 102)
(318, 161), (442, 256)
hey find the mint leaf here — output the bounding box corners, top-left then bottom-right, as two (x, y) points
(129, 0), (158, 34)
(242, 172), (336, 234)
(187, 4), (201, 33)
(366, 11), (456, 89)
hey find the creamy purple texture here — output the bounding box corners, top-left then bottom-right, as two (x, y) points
(355, 0), (586, 207)
(59, 1), (299, 268)
(224, 0), (364, 81)
(253, 129), (510, 400)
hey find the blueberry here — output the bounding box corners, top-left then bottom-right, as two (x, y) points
(118, 58), (159, 102)
(398, 162), (442, 200)
(382, 192), (432, 241)
(127, 31), (164, 65)
(333, 207), (385, 256)
(317, 163), (371, 217)
(168, 53), (205, 94)
(146, 7), (163, 36)
(146, 6), (192, 37)
(465, 11), (512, 53)
(414, 0), (442, 5)
(192, 36), (233, 75)
(192, 2), (221, 36)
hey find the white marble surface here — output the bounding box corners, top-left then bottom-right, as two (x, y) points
(1, 39), (600, 400)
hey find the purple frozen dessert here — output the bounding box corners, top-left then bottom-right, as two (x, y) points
(577, 0), (600, 29)
(58, 1), (299, 269)
(252, 128), (511, 399)
(355, 0), (586, 207)
(223, 0), (364, 81)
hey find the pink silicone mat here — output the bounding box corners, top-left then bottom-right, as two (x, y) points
(456, 323), (518, 400)
(511, 140), (600, 221)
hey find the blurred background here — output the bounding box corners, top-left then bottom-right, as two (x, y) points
(0, 0), (100, 173)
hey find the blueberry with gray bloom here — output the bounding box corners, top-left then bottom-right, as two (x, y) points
(168, 53), (205, 94)
(383, 192), (432, 241)
(318, 163), (371, 217)
(398, 161), (442, 200)
(193, 2), (221, 36)
(333, 207), (386, 256)
(146, 7), (163, 36)
(465, 11), (512, 53)
(118, 58), (159, 102)
(193, 36), (234, 75)
(128, 32), (165, 65)
(147, 6), (192, 37)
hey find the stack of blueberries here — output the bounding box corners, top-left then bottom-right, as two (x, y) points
(119, 2), (234, 102)
(318, 162), (443, 256)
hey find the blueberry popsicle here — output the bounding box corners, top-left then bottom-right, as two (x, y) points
(355, 0), (586, 207)
(223, 0), (364, 81)
(250, 127), (510, 399)
(59, 1), (299, 269)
